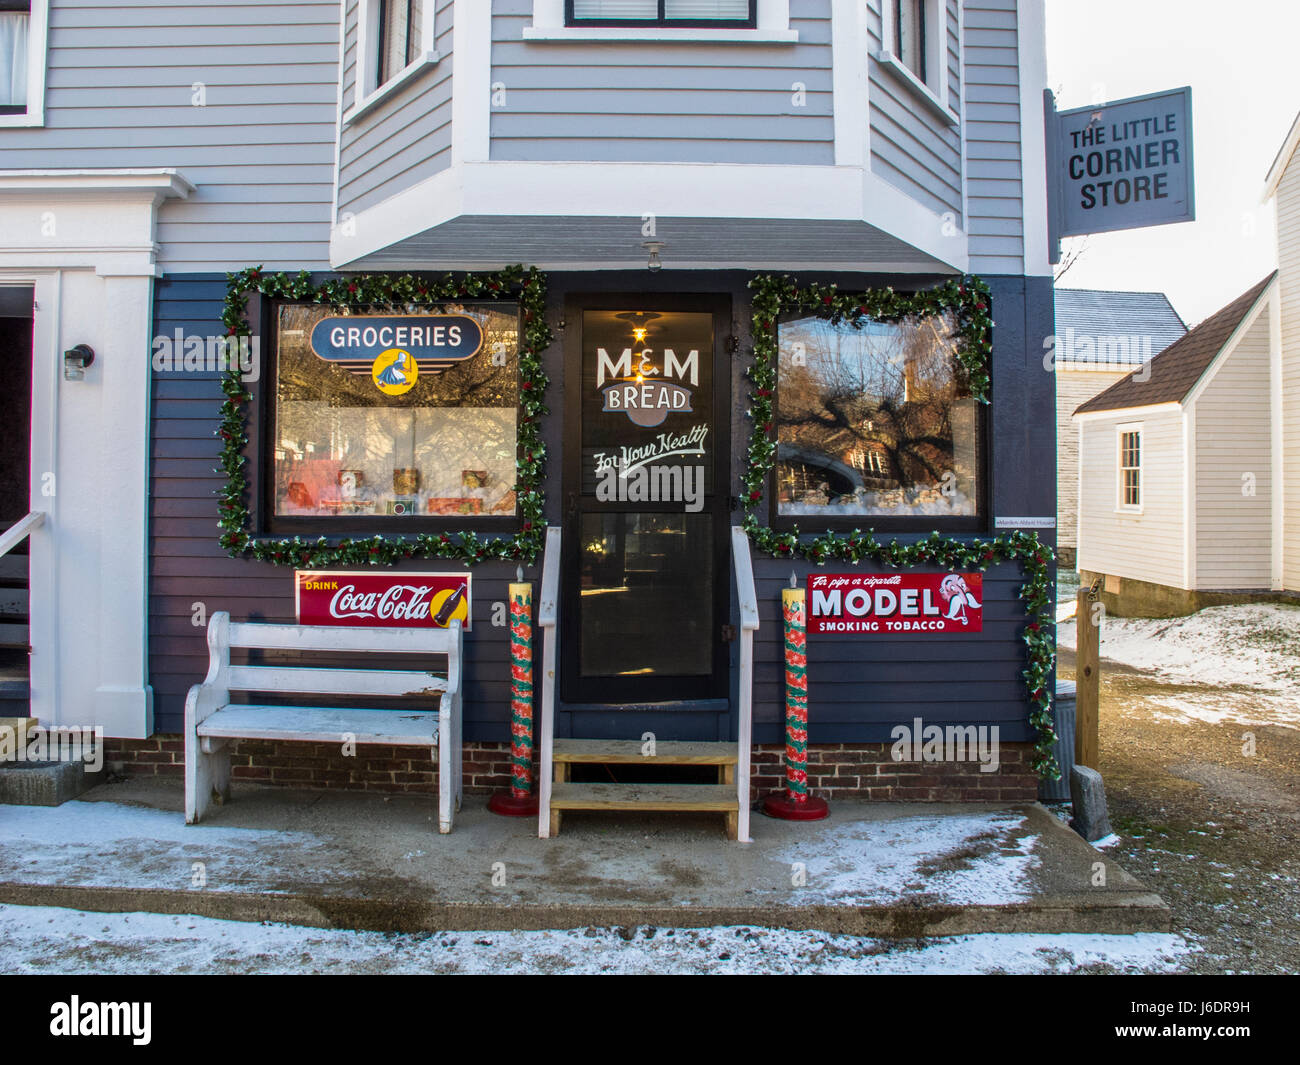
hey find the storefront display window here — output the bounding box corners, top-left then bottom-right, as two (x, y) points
(271, 303), (520, 522)
(776, 311), (980, 522)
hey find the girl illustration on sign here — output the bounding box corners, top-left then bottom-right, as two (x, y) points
(939, 574), (982, 625)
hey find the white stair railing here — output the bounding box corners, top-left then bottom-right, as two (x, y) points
(536, 525), (561, 838)
(0, 512), (45, 557)
(731, 526), (759, 844)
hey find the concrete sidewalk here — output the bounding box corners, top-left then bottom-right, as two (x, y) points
(0, 778), (1169, 936)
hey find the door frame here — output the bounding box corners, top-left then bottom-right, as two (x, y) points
(559, 291), (733, 706)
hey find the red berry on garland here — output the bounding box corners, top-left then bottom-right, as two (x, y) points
(1027, 622), (1039, 633)
(748, 490), (762, 502)
(347, 282), (358, 294)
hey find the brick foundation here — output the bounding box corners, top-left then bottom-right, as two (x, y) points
(106, 738), (1038, 802)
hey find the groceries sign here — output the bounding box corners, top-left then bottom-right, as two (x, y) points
(1046, 86), (1194, 262)
(295, 571), (471, 630)
(308, 314), (485, 376)
(807, 573), (983, 635)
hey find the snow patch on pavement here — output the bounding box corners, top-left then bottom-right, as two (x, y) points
(776, 811), (1038, 906)
(0, 903), (1195, 975)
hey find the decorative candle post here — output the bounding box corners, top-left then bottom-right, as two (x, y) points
(489, 568), (540, 816)
(763, 574), (829, 821)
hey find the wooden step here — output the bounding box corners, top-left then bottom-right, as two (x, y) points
(553, 738), (736, 766)
(549, 781), (738, 812)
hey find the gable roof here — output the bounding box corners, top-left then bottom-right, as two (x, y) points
(1074, 273), (1277, 415)
(1263, 109), (1300, 202)
(1054, 288), (1186, 365)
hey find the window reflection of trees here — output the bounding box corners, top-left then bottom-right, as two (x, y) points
(777, 313), (976, 515)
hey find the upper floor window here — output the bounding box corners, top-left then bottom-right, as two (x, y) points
(567, 1), (756, 27)
(893, 0), (926, 84)
(379, 0), (424, 85)
(0, 1), (30, 116)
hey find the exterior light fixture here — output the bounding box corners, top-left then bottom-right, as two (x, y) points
(63, 344), (95, 380)
(643, 241), (665, 272)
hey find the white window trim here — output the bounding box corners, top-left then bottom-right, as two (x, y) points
(876, 0), (955, 126)
(344, 0), (441, 127)
(1115, 423), (1143, 515)
(522, 0), (797, 42)
(0, 0), (49, 129)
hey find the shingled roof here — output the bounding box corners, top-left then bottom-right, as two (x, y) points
(1074, 273), (1277, 415)
(1054, 288), (1186, 365)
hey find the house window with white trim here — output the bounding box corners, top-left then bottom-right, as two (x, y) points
(1119, 428), (1141, 509)
(893, 0), (927, 84)
(0, 0), (31, 116)
(567, 1), (756, 28)
(378, 0), (424, 85)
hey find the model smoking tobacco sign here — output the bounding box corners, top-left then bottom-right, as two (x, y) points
(1046, 86), (1194, 261)
(807, 573), (982, 634)
(295, 571), (471, 630)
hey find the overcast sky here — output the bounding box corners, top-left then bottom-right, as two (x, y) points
(1045, 0), (1300, 326)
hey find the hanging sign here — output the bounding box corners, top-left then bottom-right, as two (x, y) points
(295, 571), (471, 630)
(1046, 86), (1194, 261)
(308, 314), (485, 377)
(807, 572), (983, 634)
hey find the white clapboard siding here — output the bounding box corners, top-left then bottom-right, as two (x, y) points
(1077, 408), (1186, 587)
(1056, 366), (1130, 553)
(0, 0), (340, 272)
(337, 0), (455, 216)
(1192, 312), (1274, 589)
(1277, 150), (1300, 592)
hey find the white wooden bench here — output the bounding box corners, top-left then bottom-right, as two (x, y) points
(184, 612), (463, 832)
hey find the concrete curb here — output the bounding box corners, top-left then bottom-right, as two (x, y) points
(0, 881), (1171, 936)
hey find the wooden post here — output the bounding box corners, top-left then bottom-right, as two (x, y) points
(1074, 585), (1100, 769)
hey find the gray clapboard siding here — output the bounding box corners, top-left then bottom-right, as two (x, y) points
(866, 0), (962, 222)
(962, 0), (1024, 273)
(488, 0), (834, 164)
(3, 0), (339, 272)
(337, 0), (455, 216)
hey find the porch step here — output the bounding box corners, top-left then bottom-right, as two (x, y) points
(553, 739), (736, 766)
(549, 782), (738, 812)
(0, 624), (27, 650)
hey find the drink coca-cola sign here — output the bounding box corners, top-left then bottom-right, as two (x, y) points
(807, 573), (982, 635)
(295, 571), (471, 630)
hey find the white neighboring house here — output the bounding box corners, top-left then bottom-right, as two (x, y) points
(1073, 273), (1283, 616)
(1263, 109), (1300, 595)
(1053, 288), (1185, 569)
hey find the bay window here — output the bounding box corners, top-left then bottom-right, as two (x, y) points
(567, 1), (756, 27)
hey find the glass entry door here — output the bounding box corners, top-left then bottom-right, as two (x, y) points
(561, 296), (730, 704)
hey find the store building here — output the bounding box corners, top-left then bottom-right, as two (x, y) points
(2, 1), (1057, 810)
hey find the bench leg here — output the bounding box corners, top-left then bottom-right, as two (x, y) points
(437, 742), (453, 834)
(186, 738), (231, 825)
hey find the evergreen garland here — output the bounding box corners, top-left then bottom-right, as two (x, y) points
(215, 265), (551, 568)
(744, 274), (1059, 779)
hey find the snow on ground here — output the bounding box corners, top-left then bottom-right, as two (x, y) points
(1057, 603), (1300, 695)
(776, 811), (1038, 906)
(0, 903), (1194, 975)
(0, 800), (339, 893)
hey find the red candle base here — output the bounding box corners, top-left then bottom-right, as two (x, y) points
(488, 791), (540, 817)
(761, 794), (830, 821)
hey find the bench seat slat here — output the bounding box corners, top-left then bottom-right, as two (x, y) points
(227, 665), (447, 698)
(196, 705), (439, 746)
(227, 622), (458, 654)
